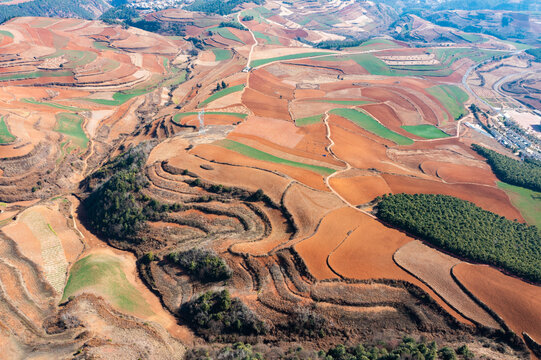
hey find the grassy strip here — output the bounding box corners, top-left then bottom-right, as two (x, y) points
(85, 88), (152, 106)
(54, 113), (88, 149)
(22, 98), (88, 112)
(0, 70), (72, 82)
(217, 139), (335, 175)
(174, 111), (247, 123)
(253, 31), (280, 45)
(250, 52), (330, 68)
(295, 114), (322, 126)
(198, 84), (245, 108)
(62, 253), (152, 315)
(212, 48), (232, 61)
(498, 182), (541, 230)
(401, 124), (450, 139)
(209, 27), (244, 44)
(331, 108), (413, 145)
(0, 30), (13, 38)
(0, 117), (15, 143)
(376, 193), (541, 283)
(427, 85), (468, 120)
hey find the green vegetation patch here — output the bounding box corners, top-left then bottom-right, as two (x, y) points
(62, 253), (152, 315)
(498, 182), (541, 230)
(0, 117), (15, 144)
(250, 52), (330, 68)
(0, 70), (73, 82)
(208, 27), (244, 44)
(0, 30), (13, 38)
(22, 98), (87, 112)
(173, 111), (247, 123)
(181, 289), (267, 340)
(376, 193), (541, 283)
(295, 114), (323, 127)
(54, 113), (88, 149)
(401, 124), (450, 139)
(253, 31), (280, 45)
(330, 108), (413, 145)
(92, 41), (111, 51)
(217, 139), (335, 176)
(473, 144), (541, 192)
(198, 84), (245, 108)
(212, 48), (232, 61)
(427, 85), (469, 120)
(166, 248), (231, 282)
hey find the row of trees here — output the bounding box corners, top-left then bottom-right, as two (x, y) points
(166, 248), (232, 282)
(472, 144), (541, 192)
(186, 0), (263, 15)
(376, 193), (541, 283)
(186, 337), (476, 360)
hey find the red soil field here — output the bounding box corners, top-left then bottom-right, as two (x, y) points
(361, 103), (424, 140)
(242, 88), (290, 120)
(421, 161), (498, 186)
(249, 68), (295, 100)
(361, 87), (417, 112)
(330, 173), (392, 204)
(453, 263), (541, 344)
(190, 143), (328, 191)
(381, 174), (524, 221)
(295, 207), (365, 279)
(294, 89), (326, 99)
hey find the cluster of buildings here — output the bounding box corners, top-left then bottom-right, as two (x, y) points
(127, 0), (188, 11)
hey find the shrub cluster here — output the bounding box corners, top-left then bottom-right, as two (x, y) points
(166, 248), (231, 282)
(180, 290), (267, 339)
(376, 193), (541, 283)
(472, 144), (541, 192)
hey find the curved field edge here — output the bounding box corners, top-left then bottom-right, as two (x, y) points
(330, 108), (414, 145)
(216, 139), (335, 175)
(375, 193), (541, 283)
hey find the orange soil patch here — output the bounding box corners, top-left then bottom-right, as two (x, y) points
(295, 207), (364, 279)
(191, 143), (327, 191)
(249, 68), (295, 100)
(149, 137), (291, 204)
(294, 58), (368, 75)
(231, 116), (303, 148)
(361, 87), (417, 113)
(229, 28), (255, 45)
(294, 89), (325, 99)
(2, 222), (43, 269)
(361, 103), (424, 140)
(178, 113), (241, 127)
(242, 87), (290, 120)
(328, 116), (416, 175)
(330, 173), (392, 204)
(198, 50), (215, 62)
(453, 263), (541, 344)
(381, 174), (524, 221)
(420, 161), (498, 186)
(325, 213), (471, 324)
(394, 241), (500, 328)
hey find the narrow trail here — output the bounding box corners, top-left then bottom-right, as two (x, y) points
(322, 111), (376, 219)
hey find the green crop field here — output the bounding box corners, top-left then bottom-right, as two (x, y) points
(498, 182), (541, 230)
(241, 9), (268, 23)
(427, 85), (469, 120)
(62, 253), (152, 315)
(217, 139), (335, 175)
(198, 84), (245, 108)
(0, 117), (15, 144)
(54, 113), (88, 149)
(0, 30), (13, 38)
(250, 52), (330, 68)
(253, 31), (280, 45)
(295, 114), (322, 126)
(173, 111), (247, 123)
(209, 27), (244, 44)
(22, 98), (88, 112)
(331, 108), (413, 145)
(212, 48), (232, 61)
(0, 70), (73, 82)
(458, 33), (486, 43)
(401, 124), (450, 139)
